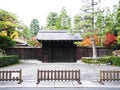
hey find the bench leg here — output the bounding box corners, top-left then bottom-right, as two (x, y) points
(77, 80), (82, 84)
(36, 80), (40, 84)
(18, 80), (23, 84)
(99, 80), (104, 85)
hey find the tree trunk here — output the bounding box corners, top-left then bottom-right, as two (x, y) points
(91, 38), (97, 59)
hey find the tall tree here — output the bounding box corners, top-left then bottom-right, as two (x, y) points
(0, 9), (21, 54)
(30, 19), (40, 36)
(104, 8), (115, 33)
(96, 9), (104, 32)
(114, 0), (120, 35)
(81, 0), (101, 59)
(73, 14), (83, 30)
(112, 0), (120, 49)
(56, 7), (71, 30)
(46, 12), (58, 30)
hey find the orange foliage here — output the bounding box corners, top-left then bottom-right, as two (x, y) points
(81, 35), (100, 47)
(31, 36), (41, 47)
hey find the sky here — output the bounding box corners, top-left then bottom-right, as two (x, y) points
(0, 0), (119, 27)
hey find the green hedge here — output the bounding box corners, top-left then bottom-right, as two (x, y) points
(0, 55), (19, 67)
(82, 56), (120, 66)
(82, 57), (111, 64)
(82, 57), (95, 64)
(110, 56), (120, 66)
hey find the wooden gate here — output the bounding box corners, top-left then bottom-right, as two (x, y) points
(42, 41), (76, 62)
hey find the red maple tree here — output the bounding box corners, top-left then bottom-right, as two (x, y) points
(103, 32), (117, 46)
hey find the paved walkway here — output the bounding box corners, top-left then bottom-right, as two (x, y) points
(0, 60), (120, 88)
(0, 87), (120, 90)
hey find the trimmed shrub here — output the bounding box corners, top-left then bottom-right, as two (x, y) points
(100, 56), (112, 64)
(0, 55), (19, 67)
(82, 57), (95, 64)
(111, 56), (120, 66)
(82, 57), (103, 64)
(82, 56), (120, 66)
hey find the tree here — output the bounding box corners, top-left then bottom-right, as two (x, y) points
(46, 12), (58, 30)
(113, 0), (120, 38)
(0, 9), (30, 55)
(0, 36), (16, 50)
(28, 36), (41, 47)
(56, 7), (71, 30)
(0, 9), (19, 37)
(103, 32), (117, 46)
(0, 9), (20, 51)
(109, 0), (120, 49)
(73, 14), (83, 30)
(30, 19), (40, 36)
(96, 9), (104, 32)
(20, 25), (32, 39)
(104, 8), (115, 33)
(80, 0), (101, 59)
(76, 35), (100, 47)
(0, 35), (16, 56)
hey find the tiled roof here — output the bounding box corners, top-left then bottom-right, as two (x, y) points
(37, 30), (83, 41)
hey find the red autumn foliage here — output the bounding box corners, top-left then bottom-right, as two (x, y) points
(103, 32), (117, 46)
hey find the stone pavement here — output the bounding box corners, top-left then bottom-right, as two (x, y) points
(0, 60), (120, 88)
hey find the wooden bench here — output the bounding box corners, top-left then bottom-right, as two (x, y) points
(100, 70), (120, 84)
(36, 70), (81, 84)
(0, 70), (23, 84)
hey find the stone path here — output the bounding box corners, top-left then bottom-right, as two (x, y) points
(0, 60), (120, 88)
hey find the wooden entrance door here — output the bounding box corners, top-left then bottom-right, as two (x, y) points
(52, 42), (76, 62)
(42, 41), (76, 62)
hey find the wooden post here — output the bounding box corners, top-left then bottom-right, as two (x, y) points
(9, 71), (11, 81)
(117, 71), (119, 81)
(110, 70), (112, 81)
(100, 70), (104, 84)
(55, 70), (56, 81)
(78, 70), (81, 84)
(61, 70), (63, 80)
(18, 70), (23, 84)
(51, 70), (52, 80)
(68, 71), (70, 80)
(36, 70), (40, 84)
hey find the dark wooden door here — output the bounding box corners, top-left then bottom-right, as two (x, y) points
(51, 42), (76, 62)
(42, 41), (76, 62)
(52, 46), (65, 62)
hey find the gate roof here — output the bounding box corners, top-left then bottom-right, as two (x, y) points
(37, 30), (83, 41)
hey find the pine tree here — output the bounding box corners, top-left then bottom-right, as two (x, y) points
(73, 14), (83, 30)
(46, 12), (58, 30)
(56, 7), (71, 30)
(112, 0), (120, 49)
(81, 0), (101, 59)
(114, 0), (120, 35)
(30, 19), (40, 36)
